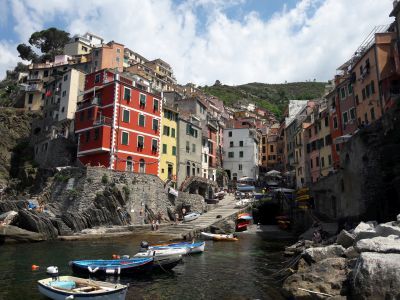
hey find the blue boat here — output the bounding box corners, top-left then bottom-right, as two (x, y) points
(237, 185), (255, 192)
(150, 241), (206, 254)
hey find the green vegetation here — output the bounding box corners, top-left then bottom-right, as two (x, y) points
(201, 81), (327, 118)
(54, 172), (71, 183)
(101, 174), (109, 185)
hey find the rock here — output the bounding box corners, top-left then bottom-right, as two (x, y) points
(0, 225), (45, 243)
(303, 245), (345, 263)
(351, 252), (400, 299)
(284, 257), (348, 298)
(344, 246), (359, 259)
(375, 223), (400, 237)
(17, 209), (58, 239)
(355, 235), (400, 254)
(397, 214), (400, 222)
(336, 230), (355, 248)
(0, 210), (18, 225)
(354, 221), (377, 242)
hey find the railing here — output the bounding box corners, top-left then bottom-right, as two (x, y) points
(28, 74), (43, 81)
(93, 116), (112, 126)
(24, 84), (41, 92)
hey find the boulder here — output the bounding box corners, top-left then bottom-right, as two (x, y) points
(0, 210), (18, 225)
(375, 223), (400, 238)
(351, 252), (400, 299)
(344, 246), (359, 259)
(284, 257), (348, 298)
(17, 209), (58, 239)
(355, 235), (400, 254)
(303, 245), (345, 263)
(354, 222), (377, 242)
(0, 225), (45, 243)
(397, 213), (400, 222)
(336, 230), (355, 248)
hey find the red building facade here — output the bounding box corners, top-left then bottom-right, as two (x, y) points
(75, 69), (162, 175)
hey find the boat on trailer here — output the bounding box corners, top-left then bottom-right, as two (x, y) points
(38, 275), (127, 300)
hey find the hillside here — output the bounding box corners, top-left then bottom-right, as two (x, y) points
(200, 81), (327, 117)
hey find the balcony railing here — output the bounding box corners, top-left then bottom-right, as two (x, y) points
(27, 74), (43, 81)
(24, 84), (41, 92)
(93, 116), (112, 126)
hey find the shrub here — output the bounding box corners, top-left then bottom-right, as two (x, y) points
(101, 174), (109, 184)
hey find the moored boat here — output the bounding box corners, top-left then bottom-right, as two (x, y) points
(38, 275), (127, 300)
(236, 213), (252, 231)
(150, 241), (206, 254)
(183, 212), (200, 222)
(200, 232), (238, 241)
(234, 199), (251, 208)
(134, 247), (188, 257)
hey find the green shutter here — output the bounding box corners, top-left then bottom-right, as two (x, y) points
(163, 144), (167, 154)
(172, 146), (176, 156)
(122, 132), (129, 145)
(124, 88), (130, 100)
(123, 110), (129, 122)
(139, 114), (145, 126)
(171, 128), (175, 138)
(153, 99), (159, 111)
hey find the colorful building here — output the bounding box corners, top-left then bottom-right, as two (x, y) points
(75, 69), (162, 175)
(160, 105), (178, 182)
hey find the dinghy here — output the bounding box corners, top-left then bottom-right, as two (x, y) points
(151, 241), (206, 254)
(38, 276), (127, 300)
(134, 247), (187, 257)
(200, 232), (238, 241)
(183, 212), (200, 222)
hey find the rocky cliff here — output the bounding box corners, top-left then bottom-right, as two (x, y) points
(0, 167), (207, 242)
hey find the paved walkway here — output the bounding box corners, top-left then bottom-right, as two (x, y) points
(151, 194), (247, 240)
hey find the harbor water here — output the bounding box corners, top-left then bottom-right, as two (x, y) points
(0, 228), (292, 300)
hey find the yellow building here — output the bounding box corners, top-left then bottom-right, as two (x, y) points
(159, 105), (179, 183)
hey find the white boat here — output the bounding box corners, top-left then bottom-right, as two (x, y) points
(133, 247), (188, 257)
(200, 232), (238, 241)
(149, 241), (206, 254)
(38, 276), (127, 300)
(234, 198), (251, 208)
(183, 212), (200, 222)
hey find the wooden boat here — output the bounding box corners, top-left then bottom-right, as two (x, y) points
(134, 247), (188, 257)
(183, 212), (200, 222)
(38, 276), (127, 300)
(150, 241), (206, 254)
(200, 232), (238, 241)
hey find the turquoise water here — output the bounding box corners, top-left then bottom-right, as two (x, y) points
(0, 232), (291, 300)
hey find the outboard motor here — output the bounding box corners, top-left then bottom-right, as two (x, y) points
(46, 266), (59, 280)
(140, 241), (149, 251)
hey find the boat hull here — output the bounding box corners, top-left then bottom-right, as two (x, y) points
(183, 213), (200, 222)
(200, 232), (238, 241)
(37, 276), (127, 300)
(150, 241), (206, 254)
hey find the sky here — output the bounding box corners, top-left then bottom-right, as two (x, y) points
(0, 0), (394, 85)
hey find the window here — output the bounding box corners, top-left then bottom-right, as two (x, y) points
(152, 139), (158, 152)
(152, 119), (159, 131)
(121, 131), (129, 145)
(44, 70), (49, 77)
(126, 156), (133, 172)
(355, 95), (359, 105)
(137, 135), (144, 148)
(348, 83), (353, 95)
(343, 112), (348, 124)
(324, 117), (329, 127)
(117, 48), (121, 53)
(94, 50), (99, 57)
(204, 154), (208, 162)
(124, 88), (131, 101)
(262, 146), (266, 153)
(310, 160), (313, 169)
(62, 90), (66, 97)
(336, 144), (340, 152)
(230, 141), (234, 147)
(85, 130), (90, 142)
(321, 157), (325, 168)
(366, 84), (371, 98)
(370, 107), (375, 121)
(171, 128), (175, 138)
(80, 111), (84, 121)
(270, 145), (274, 152)
(239, 164), (242, 171)
(139, 159), (145, 173)
(333, 116), (338, 129)
(61, 107), (65, 113)
(138, 114), (145, 127)
(186, 141), (190, 153)
(64, 75), (68, 81)
(116, 57), (120, 63)
(122, 109), (130, 123)
(139, 94), (146, 107)
(172, 146), (176, 156)
(340, 87), (346, 99)
(162, 144), (167, 154)
(94, 128), (99, 140)
(370, 80), (375, 94)
(192, 143), (196, 153)
(228, 131), (232, 137)
(350, 108), (356, 120)
(328, 155), (332, 166)
(95, 74), (100, 83)
(316, 157), (320, 167)
(87, 108), (93, 120)
(239, 151), (243, 158)
(163, 126), (170, 136)
(239, 141), (243, 147)
(362, 88), (366, 100)
(228, 152), (234, 158)
(153, 99), (159, 111)
(28, 94), (33, 104)
(325, 134), (332, 146)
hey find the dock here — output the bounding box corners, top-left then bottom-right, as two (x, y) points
(151, 194), (247, 240)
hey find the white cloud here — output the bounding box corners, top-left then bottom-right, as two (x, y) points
(0, 41), (21, 80)
(0, 0), (394, 84)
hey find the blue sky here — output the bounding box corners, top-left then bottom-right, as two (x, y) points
(0, 0), (393, 84)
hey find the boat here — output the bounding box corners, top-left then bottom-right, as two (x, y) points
(183, 212), (200, 222)
(70, 257), (155, 276)
(134, 247), (188, 257)
(200, 232), (238, 241)
(234, 199), (251, 208)
(38, 276), (127, 300)
(296, 194), (310, 202)
(236, 213), (252, 232)
(150, 241), (206, 254)
(237, 213), (253, 221)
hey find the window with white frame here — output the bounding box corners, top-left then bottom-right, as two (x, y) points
(138, 114), (145, 127)
(122, 109), (130, 123)
(124, 87), (131, 101)
(139, 94), (146, 107)
(121, 131), (129, 145)
(137, 135), (144, 148)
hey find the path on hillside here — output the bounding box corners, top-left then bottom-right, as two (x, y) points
(151, 194), (246, 240)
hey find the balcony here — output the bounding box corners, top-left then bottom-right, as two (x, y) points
(93, 116), (112, 126)
(27, 74), (43, 81)
(23, 84), (41, 92)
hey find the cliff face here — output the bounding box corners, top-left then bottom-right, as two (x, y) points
(0, 108), (39, 188)
(312, 105), (400, 223)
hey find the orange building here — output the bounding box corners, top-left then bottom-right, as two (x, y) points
(90, 41), (124, 73)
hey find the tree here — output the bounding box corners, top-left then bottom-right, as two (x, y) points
(16, 27), (70, 62)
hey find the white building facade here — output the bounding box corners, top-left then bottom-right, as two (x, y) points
(223, 128), (259, 181)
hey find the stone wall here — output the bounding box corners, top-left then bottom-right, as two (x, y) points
(311, 106), (400, 223)
(33, 137), (76, 168)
